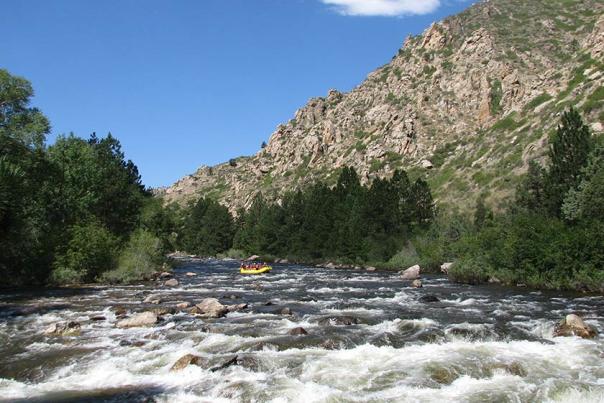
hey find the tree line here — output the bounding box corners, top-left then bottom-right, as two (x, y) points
(176, 167), (435, 264)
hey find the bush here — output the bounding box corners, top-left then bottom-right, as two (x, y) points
(448, 256), (490, 285)
(51, 221), (119, 284)
(102, 229), (164, 284)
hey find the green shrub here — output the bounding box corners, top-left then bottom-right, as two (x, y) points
(102, 229), (164, 284)
(448, 256), (490, 285)
(51, 221), (119, 284)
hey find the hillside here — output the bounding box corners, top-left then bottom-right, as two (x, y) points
(158, 0), (604, 211)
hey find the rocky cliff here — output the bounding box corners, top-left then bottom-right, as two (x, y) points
(158, 0), (604, 211)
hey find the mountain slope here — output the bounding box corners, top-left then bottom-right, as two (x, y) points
(158, 0), (604, 211)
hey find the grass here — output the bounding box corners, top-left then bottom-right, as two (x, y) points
(525, 93), (553, 111)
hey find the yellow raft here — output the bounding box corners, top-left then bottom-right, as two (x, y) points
(240, 265), (272, 275)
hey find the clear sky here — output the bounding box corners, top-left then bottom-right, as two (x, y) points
(1, 0), (475, 188)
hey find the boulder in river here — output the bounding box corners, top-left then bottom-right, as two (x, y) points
(176, 302), (191, 309)
(170, 354), (208, 371)
(288, 327), (308, 336)
(185, 272), (197, 277)
(89, 315), (106, 321)
(159, 271), (173, 279)
(246, 255), (261, 261)
(151, 307), (176, 316)
(143, 294), (162, 304)
(419, 295), (440, 303)
(210, 355), (239, 372)
(400, 265), (421, 280)
(192, 298), (228, 318)
(44, 321), (81, 336)
(318, 316), (360, 326)
(279, 307), (293, 315)
(553, 314), (597, 339)
(164, 278), (179, 287)
(440, 262), (453, 275)
(116, 311), (158, 328)
(411, 279), (423, 288)
(325, 262), (337, 269)
(366, 266), (377, 272)
(226, 303), (248, 313)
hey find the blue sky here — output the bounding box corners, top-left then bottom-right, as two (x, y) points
(1, 0), (475, 188)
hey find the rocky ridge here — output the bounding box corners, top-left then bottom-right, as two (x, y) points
(158, 0), (604, 211)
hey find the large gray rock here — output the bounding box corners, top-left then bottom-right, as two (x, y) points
(44, 321), (81, 336)
(400, 265), (421, 280)
(164, 278), (179, 287)
(553, 314), (597, 339)
(411, 279), (423, 288)
(192, 298), (228, 318)
(116, 312), (158, 328)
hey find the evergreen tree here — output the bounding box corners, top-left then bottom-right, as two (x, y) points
(545, 108), (593, 216)
(516, 160), (546, 212)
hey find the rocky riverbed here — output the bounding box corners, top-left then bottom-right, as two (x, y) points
(0, 260), (603, 402)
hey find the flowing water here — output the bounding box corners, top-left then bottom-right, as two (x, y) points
(1, 260), (603, 402)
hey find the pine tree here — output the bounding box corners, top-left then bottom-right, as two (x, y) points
(545, 108), (592, 216)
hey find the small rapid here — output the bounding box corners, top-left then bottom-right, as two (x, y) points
(0, 260), (603, 402)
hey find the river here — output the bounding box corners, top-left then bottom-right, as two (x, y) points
(0, 260), (603, 402)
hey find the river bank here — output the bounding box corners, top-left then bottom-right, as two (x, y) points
(1, 260), (602, 402)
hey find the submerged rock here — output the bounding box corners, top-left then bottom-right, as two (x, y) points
(411, 279), (423, 288)
(553, 314), (597, 339)
(44, 321), (81, 336)
(192, 298), (228, 318)
(279, 307), (293, 315)
(89, 315), (106, 321)
(419, 295), (440, 303)
(226, 303), (248, 313)
(318, 316), (360, 326)
(170, 354), (208, 371)
(112, 306), (128, 317)
(288, 327), (308, 336)
(164, 278), (179, 287)
(116, 312), (158, 328)
(210, 355), (239, 372)
(143, 294), (162, 304)
(400, 265), (421, 280)
(151, 307), (176, 316)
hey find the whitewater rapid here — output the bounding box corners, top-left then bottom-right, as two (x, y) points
(0, 260), (602, 402)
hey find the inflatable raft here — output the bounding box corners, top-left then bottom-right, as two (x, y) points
(240, 265), (272, 274)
